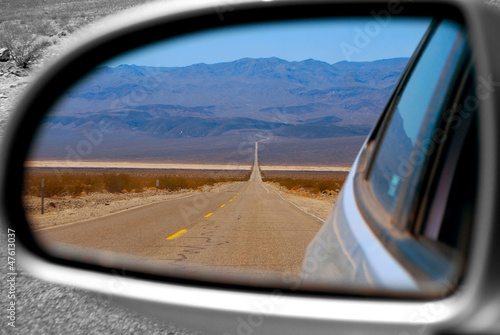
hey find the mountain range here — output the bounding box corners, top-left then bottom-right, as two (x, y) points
(32, 57), (408, 165)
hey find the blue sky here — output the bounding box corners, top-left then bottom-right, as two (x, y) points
(105, 17), (431, 68)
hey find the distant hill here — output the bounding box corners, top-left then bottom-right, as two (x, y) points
(33, 57), (408, 165)
(58, 57), (407, 118)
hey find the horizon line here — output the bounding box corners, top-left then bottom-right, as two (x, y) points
(102, 56), (410, 70)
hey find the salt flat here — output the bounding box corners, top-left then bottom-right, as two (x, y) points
(24, 160), (252, 170)
(260, 165), (350, 172)
(25, 160), (351, 172)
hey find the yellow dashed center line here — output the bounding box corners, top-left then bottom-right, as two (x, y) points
(229, 199), (233, 202)
(205, 213), (213, 218)
(166, 229), (187, 240)
(233, 195), (237, 198)
(220, 204), (226, 208)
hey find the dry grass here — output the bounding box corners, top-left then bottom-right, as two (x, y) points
(261, 170), (347, 195)
(23, 168), (251, 197)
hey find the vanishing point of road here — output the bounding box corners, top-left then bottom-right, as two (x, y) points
(37, 142), (323, 279)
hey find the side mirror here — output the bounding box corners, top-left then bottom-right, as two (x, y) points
(3, 1), (500, 334)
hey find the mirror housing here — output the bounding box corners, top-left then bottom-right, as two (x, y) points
(3, 0), (500, 334)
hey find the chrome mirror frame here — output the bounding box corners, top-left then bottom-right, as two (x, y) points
(2, 0), (500, 334)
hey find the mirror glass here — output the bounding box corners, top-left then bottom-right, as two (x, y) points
(23, 16), (472, 295)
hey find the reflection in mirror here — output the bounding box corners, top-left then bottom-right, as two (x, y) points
(22, 16), (471, 295)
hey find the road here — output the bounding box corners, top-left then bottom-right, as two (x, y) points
(36, 142), (322, 280)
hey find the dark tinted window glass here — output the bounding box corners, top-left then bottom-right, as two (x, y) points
(368, 20), (466, 214)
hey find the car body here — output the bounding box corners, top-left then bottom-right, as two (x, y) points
(302, 17), (476, 296)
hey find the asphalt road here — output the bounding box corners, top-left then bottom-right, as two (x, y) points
(3, 142), (322, 334)
(36, 142), (321, 282)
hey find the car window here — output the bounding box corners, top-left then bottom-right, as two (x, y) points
(417, 77), (476, 246)
(367, 20), (467, 216)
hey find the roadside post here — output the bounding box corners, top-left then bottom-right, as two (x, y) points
(156, 179), (159, 192)
(41, 178), (45, 215)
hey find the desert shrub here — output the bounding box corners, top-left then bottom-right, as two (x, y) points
(159, 176), (190, 191)
(23, 169), (251, 197)
(24, 175), (65, 197)
(272, 177), (295, 189)
(262, 174), (346, 195)
(315, 180), (340, 193)
(0, 21), (51, 68)
(43, 177), (66, 197)
(102, 173), (140, 193)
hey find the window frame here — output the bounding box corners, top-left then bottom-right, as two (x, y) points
(352, 18), (473, 285)
(413, 70), (475, 248)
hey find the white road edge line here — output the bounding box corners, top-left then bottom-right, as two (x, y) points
(262, 183), (325, 224)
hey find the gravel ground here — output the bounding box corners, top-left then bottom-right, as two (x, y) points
(0, 63), (31, 138)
